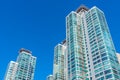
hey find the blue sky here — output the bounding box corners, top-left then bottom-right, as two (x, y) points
(0, 0), (120, 80)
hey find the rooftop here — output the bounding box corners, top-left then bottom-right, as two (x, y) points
(19, 48), (31, 54)
(76, 5), (89, 13)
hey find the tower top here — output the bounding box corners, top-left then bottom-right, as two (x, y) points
(76, 5), (89, 13)
(19, 48), (32, 54)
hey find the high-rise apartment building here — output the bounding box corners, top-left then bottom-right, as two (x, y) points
(47, 75), (53, 80)
(4, 61), (18, 80)
(4, 48), (36, 80)
(66, 6), (88, 80)
(53, 40), (67, 80)
(52, 5), (120, 80)
(15, 48), (36, 80)
(66, 5), (120, 80)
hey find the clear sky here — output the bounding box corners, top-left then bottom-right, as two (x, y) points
(0, 0), (120, 80)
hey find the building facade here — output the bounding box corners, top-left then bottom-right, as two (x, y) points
(4, 48), (36, 80)
(66, 5), (120, 80)
(53, 40), (67, 80)
(66, 6), (88, 80)
(4, 61), (18, 80)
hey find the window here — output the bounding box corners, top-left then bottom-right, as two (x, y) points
(102, 57), (108, 61)
(104, 69), (111, 74)
(105, 74), (112, 79)
(101, 53), (106, 57)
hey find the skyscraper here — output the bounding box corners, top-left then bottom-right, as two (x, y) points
(4, 48), (36, 80)
(66, 6), (88, 80)
(4, 61), (18, 80)
(66, 5), (120, 80)
(53, 40), (67, 80)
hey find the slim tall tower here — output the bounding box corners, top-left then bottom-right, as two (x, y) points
(66, 6), (88, 80)
(66, 5), (120, 80)
(4, 48), (36, 80)
(53, 40), (67, 80)
(4, 61), (18, 80)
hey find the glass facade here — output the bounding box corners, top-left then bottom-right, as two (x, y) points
(53, 40), (66, 80)
(50, 5), (120, 80)
(85, 7), (120, 80)
(15, 49), (36, 80)
(66, 10), (87, 80)
(4, 48), (36, 80)
(66, 6), (120, 80)
(4, 61), (18, 80)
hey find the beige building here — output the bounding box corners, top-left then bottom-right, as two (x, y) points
(4, 61), (18, 80)
(116, 53), (120, 64)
